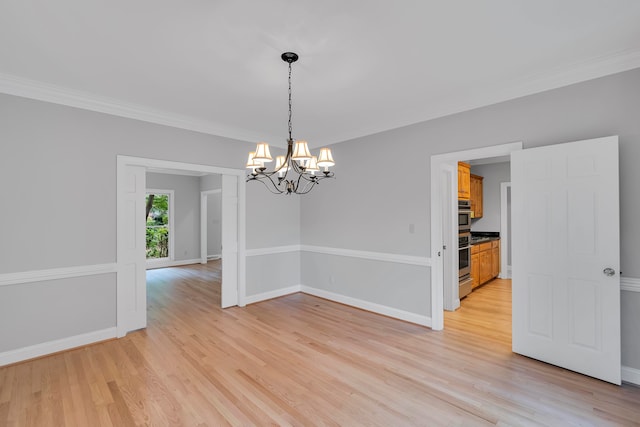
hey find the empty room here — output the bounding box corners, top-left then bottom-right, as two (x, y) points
(1, 1), (640, 425)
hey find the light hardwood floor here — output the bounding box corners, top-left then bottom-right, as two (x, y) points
(1, 263), (639, 426)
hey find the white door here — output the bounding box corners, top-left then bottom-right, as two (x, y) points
(221, 175), (238, 308)
(441, 164), (458, 311)
(511, 136), (620, 384)
(117, 165), (147, 336)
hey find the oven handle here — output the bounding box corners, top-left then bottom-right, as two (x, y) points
(458, 245), (471, 250)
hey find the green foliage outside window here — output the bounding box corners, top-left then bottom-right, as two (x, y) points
(146, 194), (169, 259)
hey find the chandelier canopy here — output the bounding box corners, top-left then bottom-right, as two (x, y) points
(246, 52), (335, 195)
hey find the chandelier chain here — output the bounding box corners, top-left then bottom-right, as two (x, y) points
(288, 62), (293, 141)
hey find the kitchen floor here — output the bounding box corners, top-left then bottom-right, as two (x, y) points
(446, 278), (512, 346)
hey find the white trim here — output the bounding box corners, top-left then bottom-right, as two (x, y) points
(0, 263), (117, 287)
(246, 245), (302, 257)
(207, 254), (221, 260)
(621, 277), (640, 293)
(0, 73), (284, 147)
(431, 142), (523, 331)
(117, 155), (246, 335)
(244, 285), (302, 305)
(237, 178), (247, 307)
(499, 182), (511, 279)
(301, 245), (430, 267)
(244, 244), (430, 266)
(3, 48), (640, 147)
(146, 258), (202, 270)
(0, 327), (116, 367)
(622, 366), (640, 386)
(301, 286), (432, 327)
(146, 188), (175, 262)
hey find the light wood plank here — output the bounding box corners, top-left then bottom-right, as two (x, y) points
(0, 264), (638, 426)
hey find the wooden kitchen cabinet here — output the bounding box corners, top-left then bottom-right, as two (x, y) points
(479, 248), (492, 284)
(471, 239), (500, 289)
(458, 162), (470, 200)
(470, 174), (483, 218)
(491, 240), (500, 278)
(471, 247), (480, 289)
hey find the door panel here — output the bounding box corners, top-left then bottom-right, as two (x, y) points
(511, 136), (620, 384)
(117, 165), (147, 336)
(221, 175), (238, 308)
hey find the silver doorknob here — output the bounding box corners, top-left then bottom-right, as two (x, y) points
(603, 268), (615, 277)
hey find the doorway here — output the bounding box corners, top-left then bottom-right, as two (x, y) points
(116, 156), (246, 338)
(430, 142), (522, 330)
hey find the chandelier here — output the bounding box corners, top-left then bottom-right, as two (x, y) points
(246, 52), (335, 195)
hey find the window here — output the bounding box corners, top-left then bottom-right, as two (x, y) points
(146, 192), (172, 260)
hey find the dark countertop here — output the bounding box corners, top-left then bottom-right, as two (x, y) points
(471, 232), (500, 245)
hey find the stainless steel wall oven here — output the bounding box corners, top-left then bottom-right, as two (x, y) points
(458, 200), (473, 298)
(458, 199), (472, 233)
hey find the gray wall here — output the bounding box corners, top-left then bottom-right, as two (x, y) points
(0, 93), (297, 354)
(246, 252), (300, 296)
(470, 162), (510, 233)
(206, 192), (222, 257)
(0, 274), (115, 352)
(2, 66), (640, 372)
(200, 174), (222, 258)
(200, 174), (222, 191)
(146, 172), (201, 261)
(301, 252), (430, 316)
(301, 67), (640, 370)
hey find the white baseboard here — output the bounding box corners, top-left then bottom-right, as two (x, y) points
(300, 285), (432, 328)
(0, 327), (116, 367)
(207, 254), (221, 260)
(146, 258), (201, 270)
(622, 365), (640, 386)
(499, 265), (512, 279)
(244, 285), (302, 305)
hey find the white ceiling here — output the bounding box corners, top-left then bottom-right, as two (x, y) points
(2, 1), (640, 148)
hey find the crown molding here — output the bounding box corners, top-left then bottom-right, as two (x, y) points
(0, 73), (284, 147)
(2, 46), (640, 147)
(319, 47), (640, 145)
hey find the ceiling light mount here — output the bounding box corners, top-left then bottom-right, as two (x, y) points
(245, 52), (335, 195)
(281, 52), (299, 63)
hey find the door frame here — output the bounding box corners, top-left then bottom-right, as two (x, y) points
(499, 182), (511, 279)
(116, 155), (246, 337)
(430, 142), (522, 330)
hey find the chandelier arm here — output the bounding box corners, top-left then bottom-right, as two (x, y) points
(296, 179), (316, 194)
(290, 160), (306, 174)
(250, 173), (286, 194)
(297, 172), (318, 183)
(253, 139), (294, 179)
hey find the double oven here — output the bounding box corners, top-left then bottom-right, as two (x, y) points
(458, 200), (473, 298)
